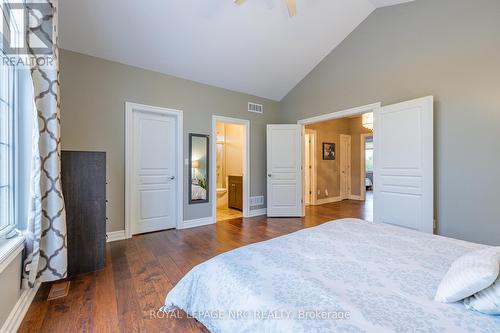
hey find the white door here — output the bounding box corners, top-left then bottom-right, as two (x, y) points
(132, 110), (177, 234)
(304, 134), (311, 205)
(267, 125), (303, 217)
(339, 134), (352, 200)
(374, 96), (434, 233)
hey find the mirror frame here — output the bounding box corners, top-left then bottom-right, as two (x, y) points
(188, 133), (210, 204)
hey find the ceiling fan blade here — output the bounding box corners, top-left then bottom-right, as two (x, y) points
(234, 0), (246, 5)
(286, 0), (296, 17)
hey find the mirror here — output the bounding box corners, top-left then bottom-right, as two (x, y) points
(189, 134), (209, 204)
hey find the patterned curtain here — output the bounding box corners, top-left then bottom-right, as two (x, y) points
(23, 0), (67, 287)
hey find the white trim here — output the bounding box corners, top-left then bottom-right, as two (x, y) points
(0, 235), (24, 274)
(179, 216), (216, 230)
(0, 282), (41, 333)
(106, 230), (126, 243)
(314, 196), (342, 205)
(211, 116), (251, 222)
(297, 102), (381, 125)
(304, 129), (317, 206)
(247, 208), (267, 217)
(125, 102), (184, 239)
(339, 134), (352, 201)
(349, 195), (363, 201)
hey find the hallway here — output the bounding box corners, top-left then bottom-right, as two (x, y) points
(304, 192), (373, 224)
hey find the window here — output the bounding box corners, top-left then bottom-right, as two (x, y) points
(365, 139), (374, 173)
(0, 49), (16, 235)
(1, 1), (37, 240)
(1, 0), (21, 236)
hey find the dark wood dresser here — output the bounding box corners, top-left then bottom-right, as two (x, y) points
(228, 175), (243, 211)
(61, 151), (106, 277)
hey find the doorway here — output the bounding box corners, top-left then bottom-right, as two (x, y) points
(302, 113), (372, 206)
(125, 102), (183, 238)
(297, 103), (379, 220)
(360, 133), (374, 201)
(268, 98), (433, 232)
(211, 116), (250, 222)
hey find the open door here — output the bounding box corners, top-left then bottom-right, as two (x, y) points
(267, 125), (303, 217)
(374, 96), (434, 233)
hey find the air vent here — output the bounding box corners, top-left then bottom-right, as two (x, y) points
(250, 196), (265, 207)
(248, 102), (263, 114)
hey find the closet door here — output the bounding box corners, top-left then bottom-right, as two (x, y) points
(266, 125), (303, 217)
(132, 110), (177, 234)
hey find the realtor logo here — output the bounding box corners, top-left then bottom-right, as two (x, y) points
(1, 1), (54, 56)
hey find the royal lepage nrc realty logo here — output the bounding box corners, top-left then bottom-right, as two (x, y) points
(1, 0), (54, 66)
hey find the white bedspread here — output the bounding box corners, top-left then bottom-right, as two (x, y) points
(164, 219), (500, 332)
(191, 184), (206, 200)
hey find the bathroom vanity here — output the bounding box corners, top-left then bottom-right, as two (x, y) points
(228, 175), (243, 211)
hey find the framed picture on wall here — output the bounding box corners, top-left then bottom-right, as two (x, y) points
(322, 143), (335, 160)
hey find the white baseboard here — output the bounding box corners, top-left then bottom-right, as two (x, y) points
(315, 196), (342, 205)
(247, 208), (267, 217)
(106, 230), (127, 242)
(179, 216), (216, 230)
(0, 282), (41, 333)
(349, 195), (362, 201)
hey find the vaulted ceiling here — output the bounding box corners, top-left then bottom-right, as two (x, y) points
(60, 0), (414, 101)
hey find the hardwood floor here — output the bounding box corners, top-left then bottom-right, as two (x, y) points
(216, 207), (242, 222)
(19, 198), (372, 333)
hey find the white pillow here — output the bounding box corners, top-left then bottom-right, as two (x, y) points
(464, 276), (500, 315)
(435, 247), (500, 303)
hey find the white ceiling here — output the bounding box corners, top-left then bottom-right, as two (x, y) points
(60, 0), (413, 101)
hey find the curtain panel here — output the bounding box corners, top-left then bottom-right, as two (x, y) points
(23, 0), (67, 287)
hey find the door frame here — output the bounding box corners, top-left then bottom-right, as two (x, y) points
(125, 102), (184, 239)
(359, 133), (373, 201)
(297, 102), (381, 212)
(297, 103), (381, 126)
(211, 116), (250, 220)
(339, 134), (352, 200)
(304, 129), (317, 205)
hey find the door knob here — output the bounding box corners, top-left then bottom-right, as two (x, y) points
(169, 176), (175, 180)
(268, 174), (272, 177)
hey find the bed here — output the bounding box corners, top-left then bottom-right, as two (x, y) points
(163, 219), (500, 332)
(365, 177), (373, 190)
(191, 184), (207, 200)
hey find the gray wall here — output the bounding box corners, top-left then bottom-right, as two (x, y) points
(60, 50), (281, 232)
(281, 0), (500, 245)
